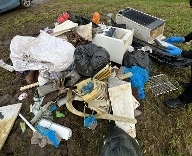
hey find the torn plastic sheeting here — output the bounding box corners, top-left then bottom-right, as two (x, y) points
(10, 31), (75, 78)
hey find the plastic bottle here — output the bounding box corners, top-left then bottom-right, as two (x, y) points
(92, 12), (100, 24)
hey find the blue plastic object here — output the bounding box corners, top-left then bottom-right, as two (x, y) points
(36, 125), (60, 148)
(49, 105), (57, 112)
(164, 46), (182, 56)
(165, 36), (184, 44)
(124, 66), (149, 99)
(82, 82), (94, 95)
(84, 115), (98, 129)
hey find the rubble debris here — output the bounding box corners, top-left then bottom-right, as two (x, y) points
(3, 8), (158, 150)
(0, 103), (22, 150)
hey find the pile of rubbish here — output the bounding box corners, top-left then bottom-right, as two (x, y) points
(2, 7), (186, 154)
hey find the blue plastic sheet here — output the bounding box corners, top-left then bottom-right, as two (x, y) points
(124, 66), (149, 99)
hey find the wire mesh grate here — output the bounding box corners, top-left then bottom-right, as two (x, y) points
(147, 74), (178, 96)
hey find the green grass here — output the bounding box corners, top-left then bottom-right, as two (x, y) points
(0, 0), (192, 155)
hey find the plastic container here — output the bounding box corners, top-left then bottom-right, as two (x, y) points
(92, 27), (134, 64)
(92, 12), (100, 24)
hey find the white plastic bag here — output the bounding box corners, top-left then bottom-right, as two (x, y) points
(10, 31), (75, 78)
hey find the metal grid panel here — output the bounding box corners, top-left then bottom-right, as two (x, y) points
(147, 74), (178, 96)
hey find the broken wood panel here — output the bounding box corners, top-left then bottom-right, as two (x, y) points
(0, 103), (22, 150)
(108, 83), (136, 138)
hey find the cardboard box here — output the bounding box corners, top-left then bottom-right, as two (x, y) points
(92, 27), (134, 64)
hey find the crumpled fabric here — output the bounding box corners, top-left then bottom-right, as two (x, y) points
(124, 66), (149, 99)
(10, 31), (75, 78)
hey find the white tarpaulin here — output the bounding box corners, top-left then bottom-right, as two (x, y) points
(10, 31), (75, 78)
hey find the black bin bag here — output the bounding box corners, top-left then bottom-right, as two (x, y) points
(99, 125), (142, 156)
(74, 43), (110, 77)
(123, 50), (153, 74)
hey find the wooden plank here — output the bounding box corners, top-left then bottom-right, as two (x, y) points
(0, 103), (22, 150)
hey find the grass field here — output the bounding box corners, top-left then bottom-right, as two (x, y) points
(0, 0), (192, 155)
